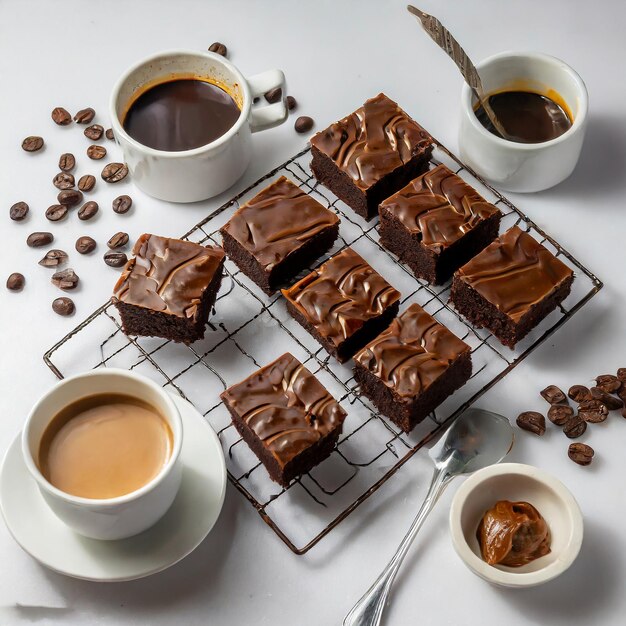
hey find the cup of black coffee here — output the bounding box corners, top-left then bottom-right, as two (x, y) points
(109, 49), (288, 202)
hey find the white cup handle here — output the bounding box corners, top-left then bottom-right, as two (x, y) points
(247, 69), (288, 133)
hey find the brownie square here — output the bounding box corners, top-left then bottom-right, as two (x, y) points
(450, 226), (574, 348)
(220, 353), (347, 486)
(310, 93), (434, 221)
(281, 247), (401, 363)
(354, 303), (472, 432)
(379, 164), (502, 284)
(112, 233), (225, 343)
(220, 176), (339, 295)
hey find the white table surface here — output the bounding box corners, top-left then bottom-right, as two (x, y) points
(1, 0), (625, 624)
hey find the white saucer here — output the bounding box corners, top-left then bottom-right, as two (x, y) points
(0, 393), (227, 582)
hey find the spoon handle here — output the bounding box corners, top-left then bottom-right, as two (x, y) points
(343, 467), (451, 626)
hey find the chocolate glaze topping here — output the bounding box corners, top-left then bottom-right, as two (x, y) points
(113, 233), (225, 319)
(456, 226), (573, 323)
(310, 93), (433, 191)
(282, 248), (401, 347)
(221, 353), (346, 466)
(380, 164), (501, 252)
(354, 303), (470, 398)
(221, 176), (339, 270)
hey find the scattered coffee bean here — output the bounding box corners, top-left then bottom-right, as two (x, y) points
(101, 162), (129, 183)
(52, 296), (75, 316)
(58, 152), (75, 171)
(540, 385), (567, 405)
(617, 368), (626, 383)
(51, 107), (72, 125)
(105, 128), (114, 140)
(75, 236), (96, 254)
(107, 231), (129, 249)
(45, 204), (68, 222)
(38, 249), (68, 267)
(112, 194), (132, 214)
(567, 384), (591, 403)
(595, 374), (621, 393)
(264, 87), (282, 104)
(622, 408), (626, 419)
(104, 250), (128, 268)
(9, 201), (29, 221)
(87, 145), (107, 160)
(6, 273), (25, 291)
(548, 404), (574, 426)
(516, 411), (545, 436)
(578, 399), (609, 423)
(294, 116), (314, 133)
(22, 136), (44, 152)
(590, 387), (623, 410)
(73, 108), (95, 124)
(84, 124), (104, 140)
(53, 172), (75, 190)
(51, 268), (79, 290)
(208, 41), (227, 56)
(57, 189), (83, 207)
(78, 201), (99, 221)
(286, 95), (297, 111)
(27, 232), (53, 247)
(77, 174), (96, 192)
(563, 415), (587, 438)
(568, 443), (594, 466)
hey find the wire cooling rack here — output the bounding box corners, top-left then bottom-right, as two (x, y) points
(44, 140), (602, 554)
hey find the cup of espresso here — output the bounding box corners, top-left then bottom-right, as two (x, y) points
(109, 49), (288, 202)
(22, 369), (183, 540)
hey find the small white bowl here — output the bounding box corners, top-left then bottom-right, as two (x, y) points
(449, 463), (583, 588)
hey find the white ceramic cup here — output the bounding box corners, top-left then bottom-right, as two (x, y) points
(109, 49), (288, 203)
(459, 51), (588, 192)
(22, 369), (183, 541)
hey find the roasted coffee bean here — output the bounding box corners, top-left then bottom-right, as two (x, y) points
(563, 415), (587, 438)
(264, 87), (282, 104)
(87, 145), (107, 160)
(105, 128), (114, 140)
(617, 368), (626, 383)
(286, 95), (297, 111)
(78, 174), (96, 192)
(84, 124), (104, 140)
(548, 404), (574, 426)
(9, 201), (29, 221)
(112, 194), (132, 214)
(104, 250), (128, 268)
(58, 152), (75, 171)
(540, 385), (567, 405)
(22, 136), (44, 152)
(578, 399), (608, 423)
(38, 249), (68, 267)
(73, 107), (95, 124)
(294, 116), (314, 133)
(75, 236), (96, 254)
(568, 443), (594, 466)
(57, 189), (83, 207)
(107, 231), (129, 249)
(208, 41), (227, 56)
(45, 204), (68, 222)
(51, 107), (72, 125)
(595, 374), (621, 393)
(101, 162), (129, 183)
(6, 273), (25, 291)
(51, 268), (79, 290)
(27, 231), (53, 247)
(53, 172), (75, 190)
(516, 411), (545, 436)
(590, 387), (623, 410)
(52, 296), (75, 316)
(78, 201), (99, 221)
(568, 384), (591, 403)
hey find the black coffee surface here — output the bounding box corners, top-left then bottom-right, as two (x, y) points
(475, 91), (572, 144)
(123, 79), (240, 151)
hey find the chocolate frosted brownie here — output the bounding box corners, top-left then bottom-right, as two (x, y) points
(450, 226), (574, 348)
(379, 164), (502, 284)
(281, 247), (401, 363)
(113, 233), (225, 343)
(220, 176), (339, 295)
(310, 93), (433, 220)
(354, 303), (472, 432)
(221, 353), (347, 486)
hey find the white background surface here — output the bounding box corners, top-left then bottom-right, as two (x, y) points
(1, 0), (624, 624)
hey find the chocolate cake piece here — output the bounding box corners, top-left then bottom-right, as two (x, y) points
(220, 176), (339, 295)
(112, 233), (225, 343)
(310, 93), (434, 221)
(354, 303), (472, 432)
(378, 164), (502, 284)
(220, 353), (347, 486)
(282, 248), (401, 363)
(450, 226), (574, 348)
